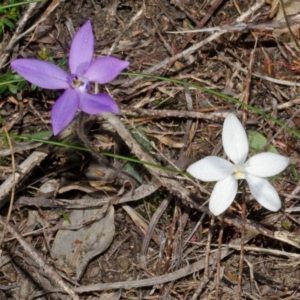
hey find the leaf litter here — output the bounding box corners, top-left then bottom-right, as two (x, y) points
(1, 0), (300, 299)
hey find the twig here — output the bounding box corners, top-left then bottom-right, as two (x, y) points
(0, 0), (62, 68)
(180, 0), (224, 50)
(163, 205), (178, 275)
(32, 232), (298, 295)
(125, 108), (234, 120)
(107, 7), (143, 55)
(244, 258), (254, 295)
(0, 216), (79, 300)
(237, 184), (247, 300)
(220, 55), (300, 87)
(159, 204), (180, 297)
(16, 183), (159, 209)
(112, 0), (266, 91)
(278, 0), (300, 50)
(0, 120), (16, 249)
(227, 244), (300, 258)
(0, 150), (48, 209)
(191, 274), (210, 300)
(192, 217), (214, 299)
(263, 98), (300, 111)
(242, 38), (257, 126)
(167, 13), (300, 34)
(18, 0), (62, 46)
(0, 141), (43, 157)
(0, 2), (37, 68)
(215, 215), (224, 299)
(140, 197), (171, 268)
(55, 237), (242, 294)
(179, 85), (194, 158)
(262, 106), (300, 152)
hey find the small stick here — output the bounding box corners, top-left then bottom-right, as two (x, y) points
(0, 0), (62, 68)
(262, 106), (300, 152)
(227, 244), (300, 258)
(0, 216), (79, 300)
(242, 38), (257, 126)
(205, 217), (214, 278)
(237, 184), (247, 300)
(179, 85), (194, 158)
(278, 0), (300, 51)
(140, 197), (171, 268)
(107, 7), (143, 55)
(0, 150), (48, 208)
(244, 258), (254, 295)
(126, 108), (234, 120)
(167, 13), (300, 34)
(0, 2), (37, 68)
(113, 1), (266, 91)
(220, 55), (300, 87)
(180, 0), (224, 50)
(215, 215), (224, 299)
(0, 120), (16, 249)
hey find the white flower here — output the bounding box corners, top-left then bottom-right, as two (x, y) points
(187, 114), (289, 216)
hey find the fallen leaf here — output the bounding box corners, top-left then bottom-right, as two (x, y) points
(273, 0), (300, 47)
(153, 135), (185, 148)
(51, 203), (115, 280)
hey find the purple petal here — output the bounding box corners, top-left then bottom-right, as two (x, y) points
(11, 59), (69, 89)
(84, 57), (129, 84)
(69, 20), (94, 75)
(78, 93), (119, 114)
(51, 89), (79, 135)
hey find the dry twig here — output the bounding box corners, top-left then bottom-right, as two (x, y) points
(0, 216), (79, 299)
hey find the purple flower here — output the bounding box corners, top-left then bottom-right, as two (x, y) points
(11, 20), (129, 135)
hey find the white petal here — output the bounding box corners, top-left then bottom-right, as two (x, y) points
(222, 113), (249, 165)
(244, 153), (289, 177)
(246, 174), (281, 211)
(209, 175), (238, 216)
(187, 156), (234, 181)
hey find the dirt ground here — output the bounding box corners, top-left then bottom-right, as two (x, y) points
(1, 0), (300, 299)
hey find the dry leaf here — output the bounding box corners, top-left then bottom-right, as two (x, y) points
(153, 135), (185, 148)
(122, 205), (161, 245)
(266, 0), (279, 18)
(39, 179), (58, 194)
(89, 180), (116, 192)
(51, 204), (115, 280)
(8, 96), (19, 105)
(273, 0), (300, 47)
(98, 291), (122, 300)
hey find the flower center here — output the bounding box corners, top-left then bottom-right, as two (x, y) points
(232, 164), (246, 180)
(67, 74), (90, 92)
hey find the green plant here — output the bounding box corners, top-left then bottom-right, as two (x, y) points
(0, 0), (19, 35)
(0, 0), (47, 95)
(0, 72), (26, 94)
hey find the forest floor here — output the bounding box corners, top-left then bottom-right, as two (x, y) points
(1, 0), (300, 299)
